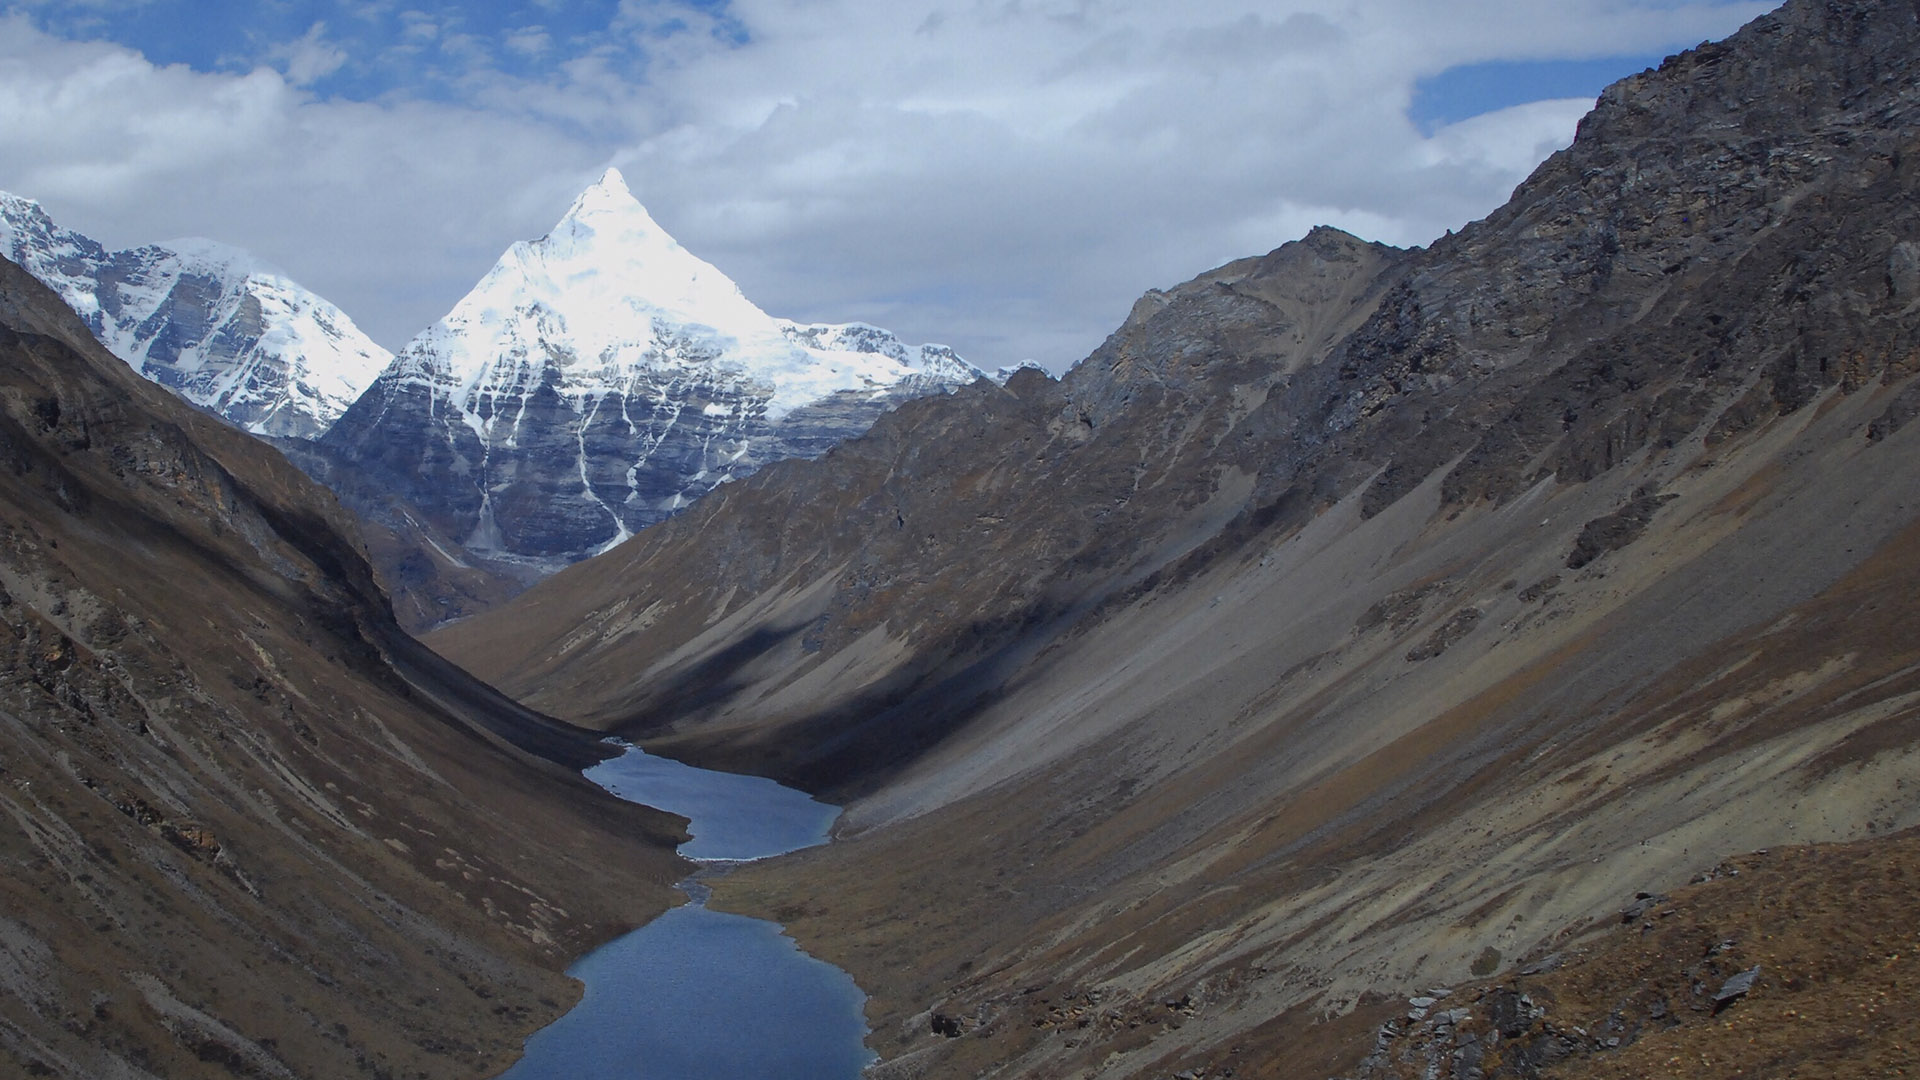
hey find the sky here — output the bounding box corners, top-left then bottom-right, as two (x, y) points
(0, 0), (1775, 373)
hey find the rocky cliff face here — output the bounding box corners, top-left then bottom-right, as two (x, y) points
(317, 169), (981, 573)
(0, 255), (683, 1079)
(0, 193), (392, 439)
(433, 2), (1920, 1077)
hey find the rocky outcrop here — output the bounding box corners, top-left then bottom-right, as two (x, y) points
(0, 254), (684, 1079)
(1565, 489), (1675, 569)
(1343, 836), (1917, 1080)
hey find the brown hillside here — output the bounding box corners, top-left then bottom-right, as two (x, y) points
(0, 256), (686, 1079)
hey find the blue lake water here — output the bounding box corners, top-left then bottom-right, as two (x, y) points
(498, 743), (874, 1080)
(582, 743), (839, 861)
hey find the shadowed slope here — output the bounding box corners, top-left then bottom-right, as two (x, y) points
(433, 226), (1404, 796)
(0, 256), (686, 1080)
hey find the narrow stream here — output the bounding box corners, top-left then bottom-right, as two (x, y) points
(500, 742), (876, 1079)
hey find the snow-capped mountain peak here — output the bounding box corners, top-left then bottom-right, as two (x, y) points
(466, 166), (775, 373)
(393, 168), (975, 422)
(324, 170), (984, 569)
(542, 167), (702, 271)
(0, 191), (392, 439)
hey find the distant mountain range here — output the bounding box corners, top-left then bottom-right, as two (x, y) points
(0, 192), (392, 438)
(5, 2), (1920, 1078)
(2, 172), (983, 625)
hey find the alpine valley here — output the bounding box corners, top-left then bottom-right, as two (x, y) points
(433, 2), (1920, 1078)
(4, 1), (1920, 1079)
(0, 249), (687, 1079)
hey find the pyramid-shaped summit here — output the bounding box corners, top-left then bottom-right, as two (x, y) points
(322, 168), (981, 570)
(491, 168), (774, 348)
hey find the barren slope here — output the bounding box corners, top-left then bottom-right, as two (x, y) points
(0, 256), (686, 1080)
(434, 226), (1404, 796)
(435, 1), (1920, 1076)
(1344, 830), (1920, 1080)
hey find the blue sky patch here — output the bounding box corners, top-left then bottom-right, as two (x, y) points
(1409, 54), (1670, 134)
(15, 0), (746, 101)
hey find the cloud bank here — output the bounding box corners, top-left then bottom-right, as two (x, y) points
(0, 1), (1774, 370)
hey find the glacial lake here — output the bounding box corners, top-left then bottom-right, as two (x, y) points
(499, 742), (874, 1080)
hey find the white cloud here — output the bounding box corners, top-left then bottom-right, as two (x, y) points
(0, 16), (606, 345)
(270, 22), (349, 87)
(1418, 97), (1603, 179)
(397, 10), (438, 44)
(593, 0), (1772, 364)
(0, 1), (1776, 370)
(504, 25), (553, 58)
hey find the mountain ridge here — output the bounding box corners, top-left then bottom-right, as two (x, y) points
(2, 176), (990, 631)
(0, 191), (393, 439)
